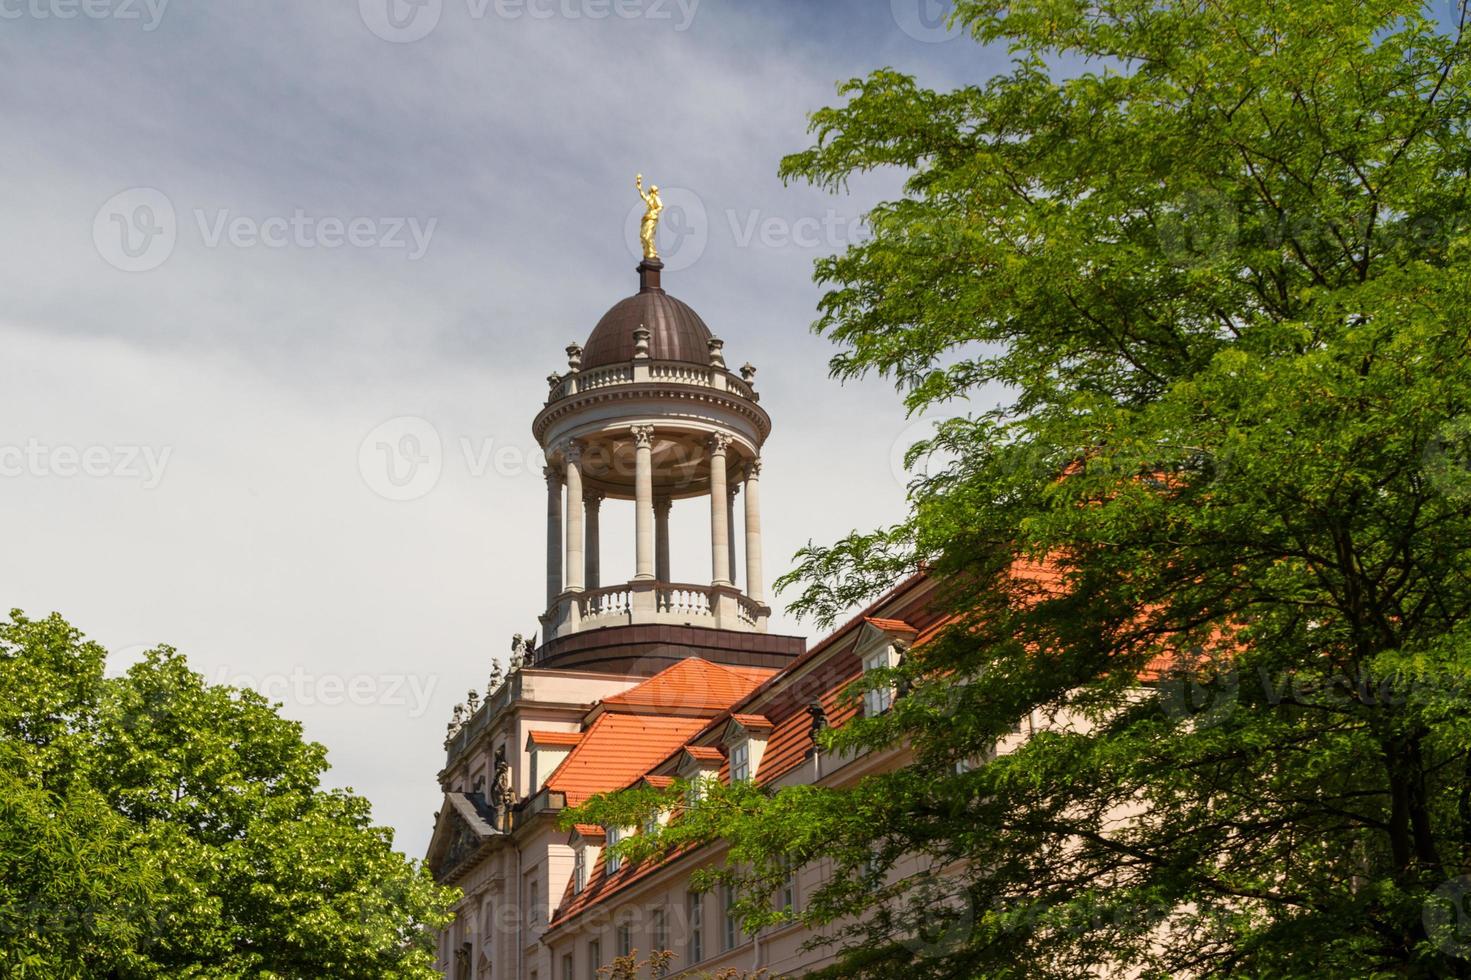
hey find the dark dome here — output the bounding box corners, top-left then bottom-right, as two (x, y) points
(582, 290), (714, 369)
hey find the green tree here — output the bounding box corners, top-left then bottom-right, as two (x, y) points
(0, 611), (455, 978)
(575, 1), (1471, 975)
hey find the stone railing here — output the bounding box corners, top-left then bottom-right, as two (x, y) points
(577, 363), (634, 391)
(547, 359), (757, 405)
(540, 580), (771, 641)
(736, 593), (763, 627)
(650, 362), (712, 386)
(578, 585), (633, 627)
(656, 584), (713, 617)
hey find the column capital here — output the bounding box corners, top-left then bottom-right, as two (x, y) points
(653, 495), (672, 515)
(630, 424), (655, 448)
(543, 464), (563, 486)
(707, 432), (733, 455)
(563, 440), (583, 465)
(583, 489), (605, 506)
(744, 457), (763, 479)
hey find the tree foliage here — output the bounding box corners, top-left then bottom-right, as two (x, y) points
(0, 610), (456, 978)
(578, 1), (1471, 975)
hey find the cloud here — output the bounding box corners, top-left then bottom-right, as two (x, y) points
(0, 0), (1002, 857)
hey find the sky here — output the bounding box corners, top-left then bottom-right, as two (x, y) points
(0, 0), (1012, 858)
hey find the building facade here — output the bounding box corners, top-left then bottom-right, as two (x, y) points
(424, 253), (947, 978)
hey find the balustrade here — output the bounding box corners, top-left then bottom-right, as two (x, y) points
(656, 584), (713, 617)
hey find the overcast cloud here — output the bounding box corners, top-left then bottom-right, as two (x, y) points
(0, 0), (1010, 857)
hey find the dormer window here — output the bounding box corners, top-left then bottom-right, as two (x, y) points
(526, 730), (582, 793)
(606, 825), (625, 873)
(678, 747), (725, 805)
(722, 715), (772, 784)
(636, 775), (673, 831)
(730, 741), (751, 783)
(855, 617), (918, 719)
(568, 825), (603, 894)
(572, 846), (587, 894)
(862, 645), (899, 716)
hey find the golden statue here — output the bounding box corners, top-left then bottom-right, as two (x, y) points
(635, 173), (663, 259)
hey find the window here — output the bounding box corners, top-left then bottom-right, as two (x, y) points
(686, 775), (703, 807)
(528, 879), (540, 929)
(730, 740), (750, 783)
(781, 860), (796, 913)
(957, 741), (1001, 775)
(587, 940), (600, 980)
(606, 826), (623, 873)
(722, 883), (739, 950)
(530, 751), (539, 791)
(862, 645), (899, 716)
(561, 953), (574, 980)
(687, 891), (703, 963)
(572, 847), (586, 895)
(617, 922), (632, 957)
(652, 906), (667, 954)
(861, 846), (883, 884)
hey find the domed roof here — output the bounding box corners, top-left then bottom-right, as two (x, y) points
(580, 260), (714, 369)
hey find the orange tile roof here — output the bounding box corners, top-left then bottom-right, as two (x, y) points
(600, 658), (777, 715)
(726, 665), (782, 686)
(544, 713), (709, 806)
(547, 575), (943, 933)
(552, 838), (702, 929)
(527, 730), (584, 746)
(864, 616), (918, 634)
(549, 563), (1229, 930)
(729, 712), (774, 732)
(683, 745), (724, 763)
(571, 824), (605, 840)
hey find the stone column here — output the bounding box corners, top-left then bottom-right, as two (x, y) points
(708, 434), (732, 586)
(727, 485), (739, 590)
(563, 443), (584, 593)
(584, 491), (603, 591)
(544, 466), (562, 607)
(632, 425), (655, 580)
(654, 496), (672, 582)
(744, 459), (764, 601)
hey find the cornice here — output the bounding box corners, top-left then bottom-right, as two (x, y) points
(532, 382), (772, 444)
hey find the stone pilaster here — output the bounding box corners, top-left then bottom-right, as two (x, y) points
(708, 433), (733, 586)
(744, 458), (764, 602)
(563, 442), (584, 593)
(544, 466), (562, 608)
(632, 425), (655, 581)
